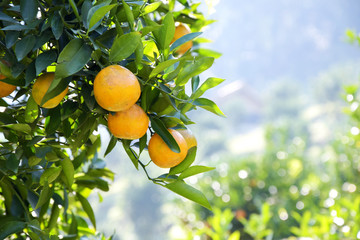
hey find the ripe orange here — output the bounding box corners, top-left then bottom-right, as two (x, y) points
(0, 74), (16, 98)
(171, 23), (193, 55)
(32, 73), (68, 108)
(94, 65), (140, 112)
(107, 104), (149, 140)
(148, 129), (188, 168)
(176, 128), (197, 149)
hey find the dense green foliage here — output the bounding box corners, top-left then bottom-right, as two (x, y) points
(0, 0), (224, 238)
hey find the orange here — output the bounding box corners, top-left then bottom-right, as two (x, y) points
(148, 129), (188, 168)
(107, 104), (149, 140)
(0, 74), (16, 98)
(32, 72), (68, 108)
(94, 65), (140, 112)
(176, 128), (197, 149)
(171, 23), (193, 55)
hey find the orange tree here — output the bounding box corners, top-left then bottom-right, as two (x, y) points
(0, 0), (224, 238)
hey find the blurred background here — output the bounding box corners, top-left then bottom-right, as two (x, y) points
(91, 0), (360, 239)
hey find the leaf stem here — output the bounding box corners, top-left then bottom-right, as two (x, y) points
(137, 77), (190, 103)
(138, 160), (164, 185)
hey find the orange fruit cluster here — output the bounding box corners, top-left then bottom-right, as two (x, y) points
(94, 64), (197, 169)
(94, 65), (148, 141)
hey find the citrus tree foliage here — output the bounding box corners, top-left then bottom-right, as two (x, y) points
(0, 0), (224, 238)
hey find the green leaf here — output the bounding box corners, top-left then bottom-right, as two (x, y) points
(40, 167), (62, 186)
(77, 193), (96, 229)
(0, 12), (18, 24)
(25, 95), (39, 123)
(156, 173), (178, 183)
(87, 169), (114, 180)
(27, 136), (43, 147)
(0, 219), (26, 239)
(40, 77), (70, 106)
(0, 112), (17, 124)
(11, 63), (26, 80)
(165, 180), (211, 210)
(170, 32), (202, 52)
(1, 24), (36, 31)
(35, 51), (57, 77)
(140, 2), (162, 16)
(5, 31), (19, 48)
(28, 232), (41, 240)
(73, 151), (86, 170)
(88, 4), (117, 32)
(150, 117), (180, 153)
(192, 98), (225, 117)
(0, 181), (13, 213)
(153, 12), (175, 50)
(135, 41), (143, 69)
(34, 30), (52, 50)
(69, 0), (81, 22)
(81, 84), (95, 110)
(86, 0), (112, 30)
(51, 12), (64, 40)
(140, 25), (162, 37)
(176, 57), (214, 86)
(15, 35), (36, 61)
(28, 156), (42, 167)
(191, 76), (200, 93)
(139, 133), (147, 154)
(3, 123), (32, 134)
(75, 176), (109, 191)
(178, 165), (215, 180)
(122, 0), (135, 30)
(25, 61), (36, 87)
(69, 212), (78, 236)
(169, 147), (197, 175)
(35, 184), (54, 210)
(194, 48), (222, 59)
(160, 116), (183, 128)
(45, 106), (61, 135)
(191, 77), (225, 99)
(60, 158), (74, 188)
(149, 58), (181, 79)
(141, 85), (160, 112)
(27, 219), (42, 235)
(55, 39), (92, 79)
(109, 32), (141, 62)
(229, 231), (241, 240)
(48, 203), (60, 230)
(122, 139), (139, 169)
(20, 0), (38, 23)
(81, 0), (92, 28)
(104, 136), (117, 157)
(6, 153), (20, 173)
(42, 39), (91, 105)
